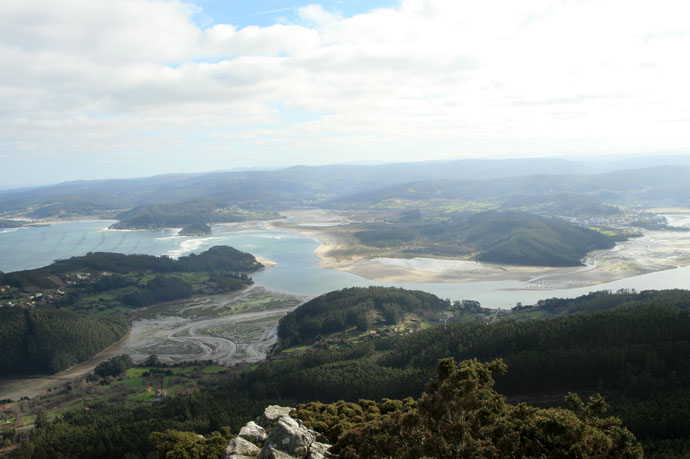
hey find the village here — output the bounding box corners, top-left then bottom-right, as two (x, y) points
(0, 271), (95, 309)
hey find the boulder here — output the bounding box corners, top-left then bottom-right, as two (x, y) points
(261, 417), (314, 457)
(227, 405), (336, 459)
(222, 436), (261, 459)
(257, 446), (297, 459)
(239, 421), (268, 443)
(255, 405), (293, 428)
(307, 440), (333, 459)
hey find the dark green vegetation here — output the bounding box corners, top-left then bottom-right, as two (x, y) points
(8, 288), (690, 458)
(508, 288), (690, 319)
(295, 359), (642, 458)
(93, 355), (134, 378)
(354, 210), (619, 266)
(278, 286), (448, 346)
(0, 247), (263, 376)
(0, 220), (24, 228)
(0, 308), (129, 376)
(0, 246), (262, 310)
(149, 428), (231, 459)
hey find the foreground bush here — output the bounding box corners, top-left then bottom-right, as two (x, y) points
(295, 358), (643, 458)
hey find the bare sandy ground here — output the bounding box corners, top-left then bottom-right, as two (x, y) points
(255, 256), (277, 269)
(270, 209), (690, 289)
(120, 286), (304, 366)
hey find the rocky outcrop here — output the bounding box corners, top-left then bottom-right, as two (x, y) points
(223, 405), (335, 459)
(224, 437), (261, 458)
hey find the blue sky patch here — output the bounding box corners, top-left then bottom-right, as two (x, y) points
(189, 0), (399, 28)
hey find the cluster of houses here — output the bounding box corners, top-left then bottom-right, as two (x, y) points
(366, 324), (417, 338)
(563, 210), (667, 230)
(63, 272), (92, 284)
(0, 284), (66, 309)
(0, 269), (103, 309)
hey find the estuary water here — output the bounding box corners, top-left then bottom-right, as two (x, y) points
(1, 220), (689, 308)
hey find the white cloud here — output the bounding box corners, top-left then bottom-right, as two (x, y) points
(1, 0), (690, 185)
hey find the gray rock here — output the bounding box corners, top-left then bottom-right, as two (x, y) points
(261, 417), (315, 457)
(256, 405), (293, 429)
(223, 436), (261, 459)
(228, 405), (337, 459)
(257, 446), (298, 459)
(307, 440), (335, 459)
(239, 421), (268, 443)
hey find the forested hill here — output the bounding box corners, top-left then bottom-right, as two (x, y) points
(278, 287), (448, 346)
(0, 308), (128, 376)
(354, 210), (619, 266)
(108, 199), (275, 230)
(1, 245), (262, 290)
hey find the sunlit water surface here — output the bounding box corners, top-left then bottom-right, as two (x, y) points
(1, 220), (689, 308)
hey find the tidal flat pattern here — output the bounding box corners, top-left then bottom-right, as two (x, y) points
(122, 287), (305, 366)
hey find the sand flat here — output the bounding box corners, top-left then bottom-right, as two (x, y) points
(269, 209), (690, 288)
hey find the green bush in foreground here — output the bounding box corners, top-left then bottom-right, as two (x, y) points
(294, 358), (643, 459)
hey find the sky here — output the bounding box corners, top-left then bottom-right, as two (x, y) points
(1, 0), (690, 187)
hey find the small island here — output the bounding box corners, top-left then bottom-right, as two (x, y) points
(178, 222), (212, 236)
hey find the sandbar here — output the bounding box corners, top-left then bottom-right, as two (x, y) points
(268, 209), (690, 289)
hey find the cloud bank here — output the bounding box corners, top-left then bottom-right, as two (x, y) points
(1, 0), (689, 184)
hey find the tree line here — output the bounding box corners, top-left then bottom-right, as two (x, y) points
(0, 245), (262, 291)
(0, 308), (129, 376)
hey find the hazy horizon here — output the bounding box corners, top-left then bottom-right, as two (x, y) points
(2, 152), (690, 192)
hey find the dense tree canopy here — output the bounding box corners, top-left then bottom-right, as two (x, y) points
(295, 358), (643, 458)
(278, 286), (448, 346)
(0, 308), (129, 376)
(1, 245), (262, 291)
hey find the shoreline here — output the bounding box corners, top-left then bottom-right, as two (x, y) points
(7, 210), (690, 289)
(266, 210), (690, 289)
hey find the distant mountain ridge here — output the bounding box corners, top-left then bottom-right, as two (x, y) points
(1, 159), (688, 220)
(333, 165), (690, 209)
(0, 158), (590, 216)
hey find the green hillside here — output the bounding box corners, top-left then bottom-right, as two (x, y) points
(354, 210), (619, 266)
(278, 286), (448, 346)
(0, 308), (129, 376)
